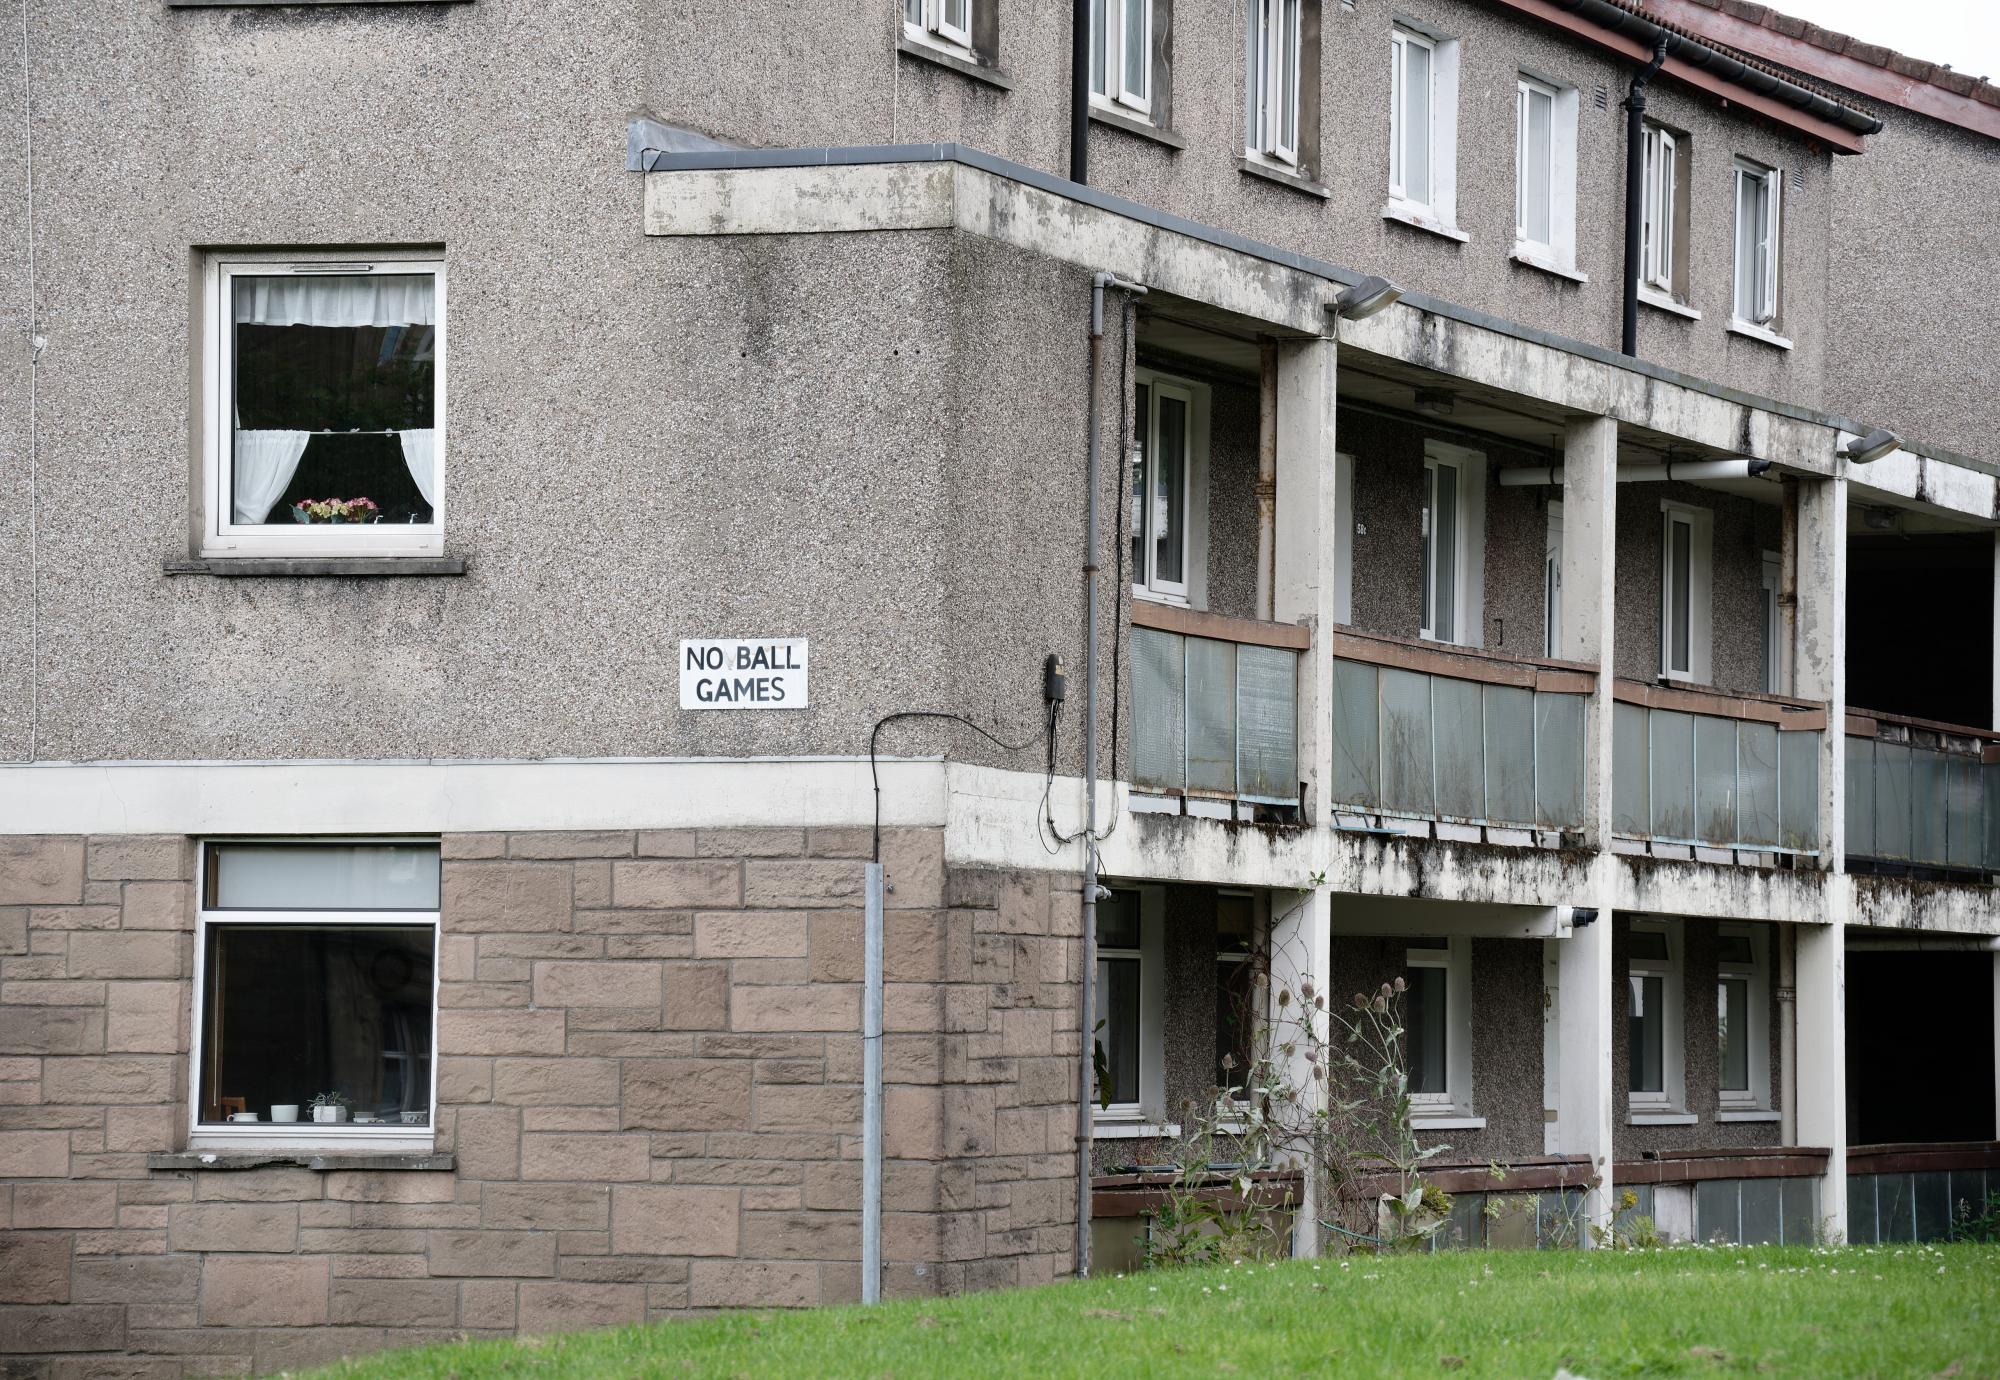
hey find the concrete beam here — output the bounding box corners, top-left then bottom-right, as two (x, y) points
(1326, 895), (1575, 939)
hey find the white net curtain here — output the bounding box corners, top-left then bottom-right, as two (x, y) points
(231, 273), (436, 524)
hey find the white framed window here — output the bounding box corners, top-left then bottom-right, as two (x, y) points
(1515, 78), (1555, 250)
(1421, 441), (1486, 648)
(201, 252), (444, 559)
(190, 840), (440, 1152)
(1641, 124), (1679, 295)
(1094, 886), (1167, 1132)
(1732, 159), (1782, 328)
(1332, 451), (1356, 626)
(905, 0), (973, 51)
(1627, 919), (1686, 1118)
(1388, 25), (1460, 233)
(1760, 550), (1782, 694)
(1248, 0), (1303, 165)
(1659, 500), (1713, 683)
(1215, 892), (1257, 1102)
(1544, 500), (1564, 659)
(1131, 370), (1209, 606)
(1716, 923), (1772, 1113)
(1091, 0), (1151, 114)
(1406, 935), (1474, 1123)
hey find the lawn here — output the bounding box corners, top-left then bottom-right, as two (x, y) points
(314, 1242), (2000, 1379)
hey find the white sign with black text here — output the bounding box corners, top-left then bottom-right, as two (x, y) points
(679, 637), (809, 710)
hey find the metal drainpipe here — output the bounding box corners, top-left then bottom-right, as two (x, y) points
(1077, 270), (1144, 1278)
(861, 862), (884, 1303)
(1620, 34), (1670, 358)
(1070, 0), (1090, 183)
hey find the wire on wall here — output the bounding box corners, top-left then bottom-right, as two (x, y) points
(869, 709), (1049, 863)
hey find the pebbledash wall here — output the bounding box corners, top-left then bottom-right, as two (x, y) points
(0, 830), (1081, 1371)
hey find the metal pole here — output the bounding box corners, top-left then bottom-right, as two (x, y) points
(1621, 35), (1670, 358)
(861, 861), (884, 1303)
(1075, 277), (1106, 1279)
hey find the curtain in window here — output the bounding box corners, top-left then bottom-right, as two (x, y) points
(232, 429), (313, 523)
(397, 429), (439, 511)
(234, 276), (434, 329)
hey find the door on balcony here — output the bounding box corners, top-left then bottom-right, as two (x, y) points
(1545, 502), (1563, 658)
(1132, 370), (1210, 607)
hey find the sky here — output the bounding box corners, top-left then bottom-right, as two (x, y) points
(1757, 0), (2000, 82)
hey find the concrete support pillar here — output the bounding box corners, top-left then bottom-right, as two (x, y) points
(1792, 472), (1848, 1239)
(1272, 335), (1337, 1259)
(1554, 416), (1619, 1240)
(1269, 887), (1332, 1258)
(1274, 336), (1338, 817)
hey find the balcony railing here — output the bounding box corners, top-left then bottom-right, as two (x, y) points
(1845, 709), (2000, 876)
(1329, 630), (1593, 835)
(1611, 682), (1823, 856)
(1130, 603), (1303, 807)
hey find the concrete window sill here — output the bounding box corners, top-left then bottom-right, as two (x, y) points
(1239, 158), (1330, 200)
(149, 1150), (455, 1172)
(1092, 104), (1187, 151)
(1093, 1120), (1181, 1140)
(1510, 246), (1588, 284)
(1381, 201), (1469, 243)
(1639, 286), (1702, 321)
(1626, 1111), (1699, 1126)
(896, 35), (1013, 90)
(1727, 318), (1794, 351)
(165, 558), (468, 578)
(1716, 1108), (1782, 1123)
(1410, 1115), (1487, 1131)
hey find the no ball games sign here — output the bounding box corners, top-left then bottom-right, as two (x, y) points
(680, 637), (809, 710)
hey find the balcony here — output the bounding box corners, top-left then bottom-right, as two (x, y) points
(1845, 709), (2000, 879)
(1328, 630), (1593, 843)
(1129, 603), (1304, 817)
(1611, 682), (1824, 862)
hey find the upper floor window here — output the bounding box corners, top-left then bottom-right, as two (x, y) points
(1732, 160), (1783, 332)
(905, 0), (973, 51)
(1640, 124), (1680, 298)
(1091, 0), (1151, 115)
(1420, 441), (1486, 648)
(1132, 371), (1212, 605)
(193, 841), (440, 1151)
(1513, 75), (1579, 276)
(202, 253), (443, 559)
(1249, 0), (1302, 165)
(1659, 500), (1713, 684)
(1388, 25), (1462, 236)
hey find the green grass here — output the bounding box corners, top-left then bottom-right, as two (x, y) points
(314, 1242), (2000, 1379)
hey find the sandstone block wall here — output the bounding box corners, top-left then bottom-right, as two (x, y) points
(0, 831), (1081, 1375)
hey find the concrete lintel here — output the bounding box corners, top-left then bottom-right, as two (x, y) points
(644, 162), (959, 237)
(1846, 445), (1999, 524)
(1849, 876), (2000, 936)
(1614, 856), (1832, 925)
(1326, 894), (1573, 939)
(1325, 835), (1594, 908)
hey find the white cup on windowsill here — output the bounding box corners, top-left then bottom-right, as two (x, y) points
(227, 1112), (259, 1123)
(270, 1104), (299, 1123)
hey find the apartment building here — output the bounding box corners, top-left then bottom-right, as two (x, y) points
(2, 0), (1996, 1369)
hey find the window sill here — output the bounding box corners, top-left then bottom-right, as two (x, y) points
(1131, 588), (1190, 608)
(1381, 201), (1468, 243)
(1509, 246), (1588, 284)
(1093, 1120), (1181, 1140)
(1239, 157), (1330, 199)
(896, 34), (1013, 90)
(1716, 1108), (1782, 1123)
(1626, 1111), (1699, 1126)
(1638, 286), (1701, 321)
(149, 1150), (453, 1172)
(1410, 1115), (1487, 1131)
(166, 557), (468, 578)
(1727, 318), (1794, 351)
(1092, 104), (1186, 150)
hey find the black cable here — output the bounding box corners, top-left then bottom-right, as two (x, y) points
(869, 710), (1045, 863)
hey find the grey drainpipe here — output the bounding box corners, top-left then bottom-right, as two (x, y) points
(861, 861), (884, 1303)
(1070, 0), (1090, 183)
(1622, 33), (1670, 358)
(1077, 270), (1143, 1278)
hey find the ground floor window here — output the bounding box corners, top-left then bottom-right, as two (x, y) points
(194, 841), (440, 1146)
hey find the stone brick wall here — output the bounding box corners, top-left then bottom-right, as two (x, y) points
(0, 830), (1081, 1375)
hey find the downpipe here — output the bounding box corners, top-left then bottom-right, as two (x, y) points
(1077, 270), (1144, 1278)
(861, 862), (885, 1303)
(1621, 34), (1671, 358)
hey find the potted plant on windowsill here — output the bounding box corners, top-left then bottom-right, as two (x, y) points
(290, 497), (381, 524)
(309, 1091), (351, 1124)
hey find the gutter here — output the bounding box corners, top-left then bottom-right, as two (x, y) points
(1491, 0), (1880, 151)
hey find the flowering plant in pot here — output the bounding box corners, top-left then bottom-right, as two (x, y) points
(309, 1091), (351, 1124)
(290, 497), (380, 524)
